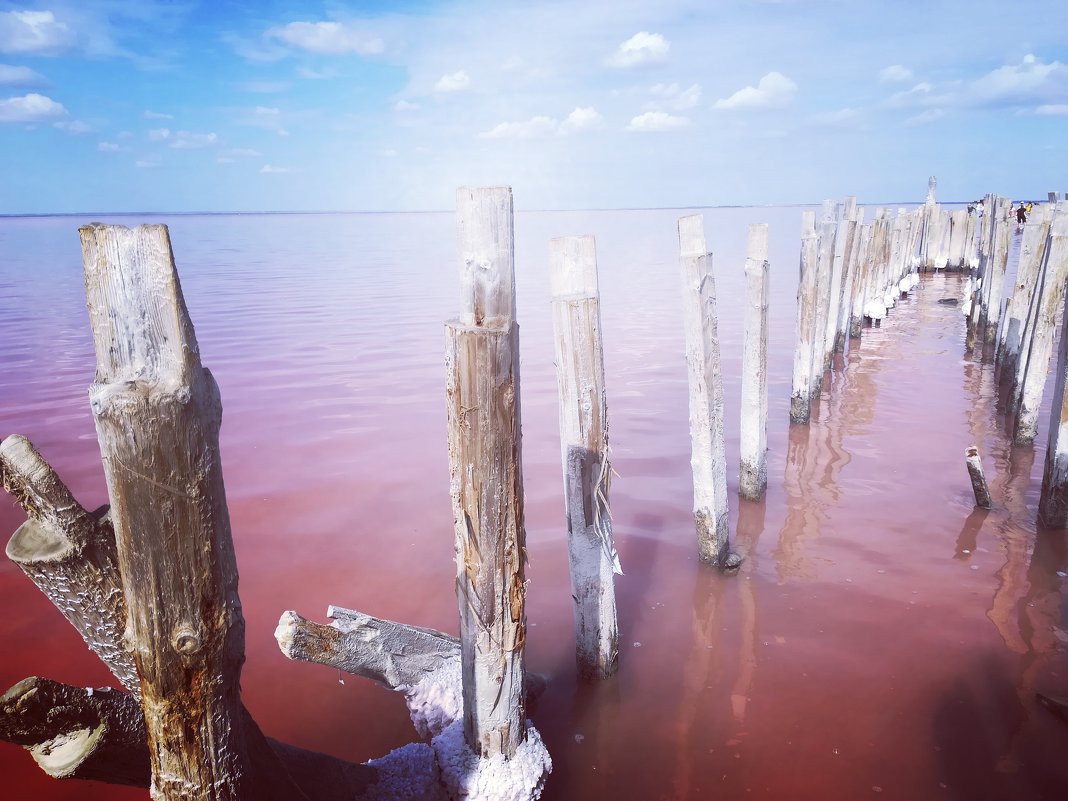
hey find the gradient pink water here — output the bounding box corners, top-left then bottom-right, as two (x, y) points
(1, 209), (1065, 801)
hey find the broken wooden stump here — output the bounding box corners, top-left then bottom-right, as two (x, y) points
(549, 234), (620, 680)
(965, 446), (993, 509)
(740, 223), (769, 500)
(678, 214), (731, 566)
(1, 434), (138, 696)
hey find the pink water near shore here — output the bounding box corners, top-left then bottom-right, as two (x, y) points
(1, 208), (1065, 800)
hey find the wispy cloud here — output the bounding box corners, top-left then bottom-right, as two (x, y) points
(0, 10), (75, 56)
(394, 99), (419, 112)
(879, 65), (913, 83)
(606, 32), (669, 69)
(559, 106), (603, 134)
(1036, 104), (1068, 116)
(98, 141), (121, 152)
(905, 109), (945, 126)
(54, 119), (92, 134)
(260, 164), (290, 174)
(647, 83), (701, 111)
(714, 72), (797, 110)
(266, 21), (383, 56)
(147, 127), (170, 140)
(0, 92), (66, 123)
(434, 70), (470, 93)
(479, 107), (604, 139)
(144, 110), (173, 120)
(170, 130), (218, 149)
(968, 54), (1068, 108)
(0, 63), (48, 88)
(297, 66), (337, 80)
(626, 111), (689, 132)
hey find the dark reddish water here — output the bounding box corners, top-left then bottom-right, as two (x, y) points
(1, 209), (1065, 800)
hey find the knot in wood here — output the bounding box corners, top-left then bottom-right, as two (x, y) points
(173, 627), (202, 655)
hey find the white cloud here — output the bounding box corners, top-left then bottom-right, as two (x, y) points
(223, 147), (261, 158)
(242, 80), (291, 93)
(648, 82), (701, 111)
(479, 115), (558, 139)
(380, 148), (397, 157)
(98, 141), (120, 152)
(55, 119), (91, 134)
(879, 65), (913, 83)
(0, 63), (47, 87)
(1036, 104), (1068, 116)
(217, 156), (235, 164)
(810, 108), (860, 127)
(266, 21), (383, 56)
(0, 92), (66, 123)
(905, 109), (945, 126)
(626, 111), (689, 132)
(606, 32), (669, 68)
(254, 106), (280, 116)
(885, 82), (938, 108)
(559, 106), (603, 134)
(147, 127), (171, 140)
(714, 71), (797, 110)
(135, 157), (159, 168)
(297, 66), (337, 80)
(0, 10), (74, 56)
(394, 99), (419, 112)
(144, 110), (173, 120)
(260, 164), (290, 174)
(170, 131), (218, 149)
(434, 70), (470, 93)
(968, 54), (1068, 107)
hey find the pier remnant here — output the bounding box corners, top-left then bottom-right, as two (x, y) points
(790, 212), (819, 423)
(740, 223), (769, 500)
(965, 446), (993, 509)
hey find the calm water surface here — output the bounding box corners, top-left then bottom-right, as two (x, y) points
(1, 208), (1065, 800)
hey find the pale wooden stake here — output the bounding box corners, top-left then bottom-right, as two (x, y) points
(982, 204), (1012, 351)
(1038, 265), (1068, 527)
(445, 186), (528, 757)
(549, 234), (620, 679)
(1015, 214), (1068, 445)
(740, 223), (769, 500)
(965, 446), (993, 509)
(811, 217), (837, 380)
(1, 435), (138, 696)
(790, 212), (819, 424)
(998, 217), (1050, 385)
(678, 214), (731, 566)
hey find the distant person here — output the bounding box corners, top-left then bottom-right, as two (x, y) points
(1016, 203), (1027, 224)
(1026, 201), (1033, 214)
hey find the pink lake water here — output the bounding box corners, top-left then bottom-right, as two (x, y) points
(1, 207), (1066, 801)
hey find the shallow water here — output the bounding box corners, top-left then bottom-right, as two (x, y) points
(1, 208), (1065, 800)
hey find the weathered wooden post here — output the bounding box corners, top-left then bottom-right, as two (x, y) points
(965, 446), (993, 509)
(740, 223), (769, 500)
(790, 213), (819, 424)
(444, 186), (530, 758)
(998, 216), (1050, 385)
(982, 203), (1012, 352)
(1015, 214), (1068, 445)
(80, 223), (305, 801)
(678, 214), (733, 566)
(1038, 267), (1068, 527)
(549, 234), (621, 679)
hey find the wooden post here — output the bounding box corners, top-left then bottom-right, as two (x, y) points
(1038, 265), (1068, 527)
(965, 446), (993, 509)
(80, 224), (305, 801)
(835, 208), (864, 352)
(982, 204), (1012, 352)
(827, 213), (857, 357)
(678, 214), (731, 566)
(445, 187), (528, 757)
(811, 215), (837, 378)
(740, 223), (769, 500)
(1015, 214), (1068, 445)
(790, 213), (819, 423)
(1, 435), (138, 696)
(549, 234), (620, 679)
(998, 217), (1050, 386)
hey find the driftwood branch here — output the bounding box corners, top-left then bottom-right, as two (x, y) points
(0, 677), (378, 801)
(1, 434), (138, 696)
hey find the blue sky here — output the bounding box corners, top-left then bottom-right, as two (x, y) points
(0, 0), (1066, 213)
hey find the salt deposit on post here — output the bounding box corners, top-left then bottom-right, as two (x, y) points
(1038, 265), (1068, 527)
(549, 234), (621, 680)
(740, 223), (769, 500)
(789, 212), (819, 424)
(678, 214), (733, 567)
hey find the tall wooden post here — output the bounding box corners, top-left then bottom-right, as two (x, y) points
(790, 213), (819, 423)
(549, 234), (620, 679)
(80, 224), (302, 801)
(999, 217), (1050, 386)
(678, 214), (731, 566)
(1038, 266), (1068, 527)
(740, 223), (769, 500)
(1015, 214), (1068, 445)
(982, 204), (1012, 352)
(445, 187), (528, 757)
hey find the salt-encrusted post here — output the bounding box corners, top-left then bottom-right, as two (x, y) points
(445, 187), (529, 756)
(965, 446), (993, 509)
(998, 217), (1050, 386)
(982, 203), (1012, 352)
(678, 214), (732, 566)
(1038, 270), (1068, 527)
(80, 224), (303, 801)
(740, 224), (769, 500)
(790, 212), (819, 424)
(549, 235), (620, 679)
(1015, 214), (1068, 445)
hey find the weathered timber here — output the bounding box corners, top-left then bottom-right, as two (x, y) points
(982, 206), (1012, 352)
(1038, 262), (1068, 528)
(1037, 692), (1068, 723)
(0, 677), (378, 801)
(790, 212), (819, 423)
(835, 208), (864, 352)
(1008, 210), (1055, 413)
(998, 218), (1049, 383)
(549, 234), (620, 679)
(445, 186), (528, 758)
(740, 223), (769, 500)
(1015, 215), (1068, 445)
(678, 214), (731, 565)
(965, 446), (993, 509)
(847, 221), (873, 339)
(1, 435), (138, 696)
(80, 223), (306, 801)
(810, 217), (836, 386)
